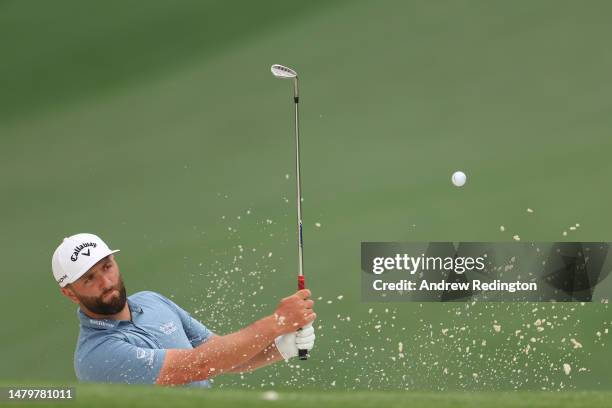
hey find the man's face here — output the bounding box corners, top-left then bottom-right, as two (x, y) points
(63, 255), (127, 315)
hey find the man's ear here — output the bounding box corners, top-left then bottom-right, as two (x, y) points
(60, 286), (80, 305)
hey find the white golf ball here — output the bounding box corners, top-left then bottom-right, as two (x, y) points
(451, 171), (467, 187)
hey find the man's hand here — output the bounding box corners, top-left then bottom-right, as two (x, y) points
(274, 323), (316, 360)
(273, 289), (316, 335)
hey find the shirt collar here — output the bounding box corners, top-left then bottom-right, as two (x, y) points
(77, 298), (143, 330)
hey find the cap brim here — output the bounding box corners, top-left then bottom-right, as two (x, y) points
(66, 249), (121, 286)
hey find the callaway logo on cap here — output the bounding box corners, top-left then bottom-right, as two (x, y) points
(51, 233), (120, 287)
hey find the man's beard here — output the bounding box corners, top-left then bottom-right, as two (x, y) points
(75, 276), (127, 315)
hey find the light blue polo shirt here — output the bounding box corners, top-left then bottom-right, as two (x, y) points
(74, 291), (214, 386)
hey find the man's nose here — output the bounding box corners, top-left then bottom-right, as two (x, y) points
(99, 274), (114, 290)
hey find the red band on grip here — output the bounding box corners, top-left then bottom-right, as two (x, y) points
(298, 276), (305, 290)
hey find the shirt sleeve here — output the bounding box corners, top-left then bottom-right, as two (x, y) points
(76, 336), (167, 384)
(153, 293), (215, 348)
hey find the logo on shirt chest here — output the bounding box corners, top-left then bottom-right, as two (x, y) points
(159, 321), (178, 335)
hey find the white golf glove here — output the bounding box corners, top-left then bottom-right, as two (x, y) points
(274, 323), (315, 360)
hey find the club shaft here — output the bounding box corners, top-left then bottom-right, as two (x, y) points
(293, 81), (308, 361)
(294, 96), (304, 279)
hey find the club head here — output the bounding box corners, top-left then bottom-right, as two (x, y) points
(271, 64), (298, 79)
(271, 64), (299, 100)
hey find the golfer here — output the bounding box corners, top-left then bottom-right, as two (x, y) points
(52, 233), (316, 386)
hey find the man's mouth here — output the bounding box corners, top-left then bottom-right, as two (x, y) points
(103, 289), (118, 299)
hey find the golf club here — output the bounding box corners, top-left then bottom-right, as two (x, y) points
(271, 64), (308, 360)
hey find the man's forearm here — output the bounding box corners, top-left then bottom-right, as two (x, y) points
(191, 314), (281, 374)
(157, 314), (281, 384)
(227, 341), (284, 373)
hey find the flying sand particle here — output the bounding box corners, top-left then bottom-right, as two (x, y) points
(262, 391), (280, 401)
(563, 363), (571, 375)
(570, 338), (583, 349)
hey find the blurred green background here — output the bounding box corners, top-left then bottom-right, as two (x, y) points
(1, 0), (610, 391)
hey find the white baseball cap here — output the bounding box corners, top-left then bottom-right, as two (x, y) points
(52, 233), (120, 287)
